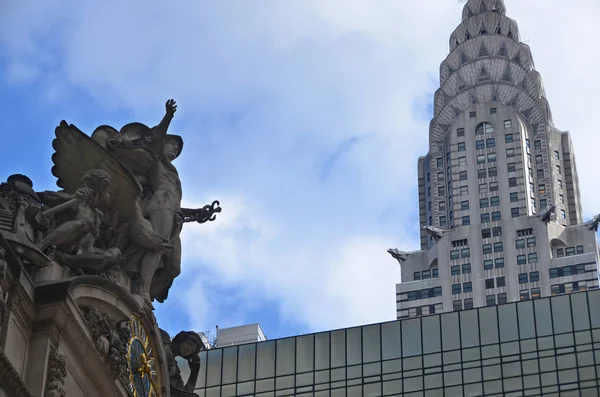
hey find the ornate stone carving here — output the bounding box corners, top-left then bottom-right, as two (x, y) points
(160, 329), (206, 396)
(44, 348), (67, 397)
(81, 308), (130, 384)
(0, 247), (7, 328)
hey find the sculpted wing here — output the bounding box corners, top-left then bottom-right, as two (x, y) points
(51, 121), (142, 222)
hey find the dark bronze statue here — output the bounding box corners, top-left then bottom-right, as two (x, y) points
(0, 99), (220, 306)
(161, 329), (205, 396)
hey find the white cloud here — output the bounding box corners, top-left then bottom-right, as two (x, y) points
(2, 0), (599, 335)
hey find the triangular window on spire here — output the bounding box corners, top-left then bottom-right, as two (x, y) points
(453, 106), (462, 117)
(478, 43), (490, 57)
(465, 30), (472, 41)
(439, 124), (451, 133)
(480, 0), (488, 13)
(443, 92), (452, 104)
(522, 107), (533, 120)
(519, 79), (528, 91)
(531, 122), (540, 136)
(508, 28), (514, 39)
(479, 67), (491, 82)
(447, 63), (455, 75)
(513, 52), (522, 66)
(479, 22), (488, 35)
(498, 43), (508, 57)
(471, 93), (479, 105)
(460, 51), (469, 65)
(507, 94), (519, 108)
(454, 38), (460, 49)
(457, 74), (467, 91)
(491, 88), (499, 102)
(494, 23), (502, 35)
(468, 7), (474, 18)
(501, 65), (512, 82)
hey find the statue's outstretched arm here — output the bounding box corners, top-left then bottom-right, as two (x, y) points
(180, 201), (221, 224)
(153, 99), (177, 139)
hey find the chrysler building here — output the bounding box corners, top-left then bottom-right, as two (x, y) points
(394, 0), (600, 318)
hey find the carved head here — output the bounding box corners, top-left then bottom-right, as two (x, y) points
(81, 169), (111, 205)
(164, 135), (183, 161)
(172, 331), (204, 359)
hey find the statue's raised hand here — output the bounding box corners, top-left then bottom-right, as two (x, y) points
(165, 99), (177, 117)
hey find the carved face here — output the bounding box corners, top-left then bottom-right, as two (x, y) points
(165, 141), (180, 161)
(178, 339), (199, 358)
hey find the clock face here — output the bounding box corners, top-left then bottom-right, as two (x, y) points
(127, 316), (161, 397)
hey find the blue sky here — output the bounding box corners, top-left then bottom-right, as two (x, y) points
(1, 0), (599, 340)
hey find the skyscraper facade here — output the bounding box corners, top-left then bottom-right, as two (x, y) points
(395, 0), (600, 319)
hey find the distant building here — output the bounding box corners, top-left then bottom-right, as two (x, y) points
(394, 0), (600, 319)
(216, 323), (267, 348)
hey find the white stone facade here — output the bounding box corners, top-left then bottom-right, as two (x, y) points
(396, 0), (599, 319)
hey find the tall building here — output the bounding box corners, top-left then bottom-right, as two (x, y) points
(394, 0), (600, 319)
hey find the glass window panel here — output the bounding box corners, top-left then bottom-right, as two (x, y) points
(479, 306), (499, 344)
(276, 338), (296, 376)
(296, 335), (314, 373)
(276, 375), (294, 389)
(222, 346), (238, 384)
(589, 290), (600, 328)
(347, 364), (361, 379)
(440, 312), (460, 351)
(534, 298), (553, 337)
(206, 387), (220, 397)
(221, 384), (236, 397)
(237, 343), (256, 382)
(331, 367), (345, 381)
(460, 310), (480, 348)
(402, 318), (422, 357)
(498, 304), (519, 342)
(362, 324), (381, 363)
(296, 372), (313, 386)
(256, 378), (275, 392)
(330, 330), (346, 367)
(347, 327), (362, 365)
(517, 300), (536, 339)
(422, 315), (441, 354)
(571, 293), (591, 331)
(383, 379), (403, 395)
(197, 350), (208, 388)
(315, 332), (330, 370)
(552, 294), (573, 334)
(364, 362), (381, 377)
(381, 322), (401, 360)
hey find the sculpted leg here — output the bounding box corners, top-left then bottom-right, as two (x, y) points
(40, 218), (94, 252)
(149, 236), (181, 302)
(138, 208), (174, 301)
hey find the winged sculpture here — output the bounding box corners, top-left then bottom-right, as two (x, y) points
(41, 99), (221, 304)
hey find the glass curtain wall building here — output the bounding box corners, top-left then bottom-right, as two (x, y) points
(194, 290), (600, 397)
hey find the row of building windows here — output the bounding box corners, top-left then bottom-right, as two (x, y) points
(403, 287), (443, 302)
(550, 263), (590, 278)
(451, 263), (472, 275)
(518, 271), (540, 284)
(485, 277), (505, 289)
(551, 281), (591, 295)
(520, 287), (541, 301)
(413, 268), (439, 281)
(481, 226), (502, 239)
(485, 293), (508, 306)
(517, 253), (538, 264)
(516, 237), (536, 249)
(452, 282), (473, 294)
(484, 258), (504, 270)
(407, 302), (444, 318)
(556, 245), (585, 258)
(450, 248), (471, 260)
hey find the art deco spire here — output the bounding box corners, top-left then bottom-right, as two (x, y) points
(462, 0), (507, 20)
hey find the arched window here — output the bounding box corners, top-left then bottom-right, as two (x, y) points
(475, 122), (494, 135)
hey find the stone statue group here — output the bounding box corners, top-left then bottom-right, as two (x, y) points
(0, 99), (220, 305)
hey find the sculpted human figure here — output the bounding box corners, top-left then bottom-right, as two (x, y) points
(161, 329), (203, 395)
(38, 169), (122, 273)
